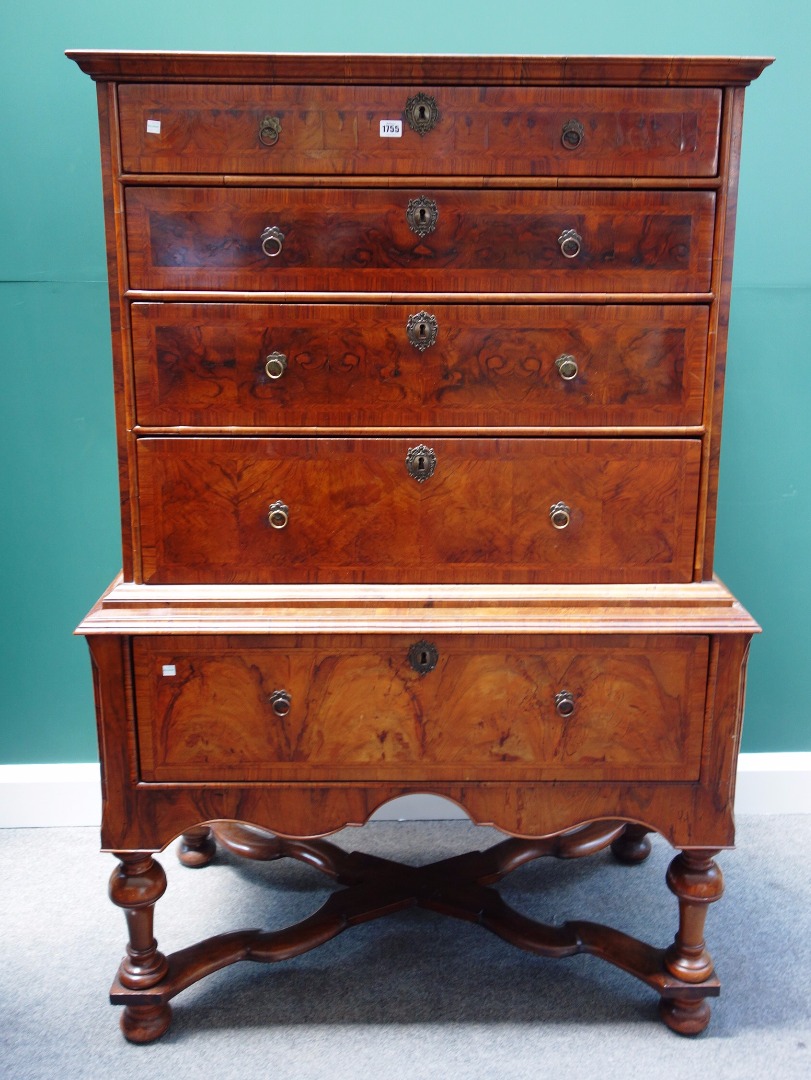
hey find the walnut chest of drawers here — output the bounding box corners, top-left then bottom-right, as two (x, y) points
(70, 51), (770, 1042)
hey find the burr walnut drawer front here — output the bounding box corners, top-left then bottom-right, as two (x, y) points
(135, 436), (701, 585)
(131, 301), (709, 429)
(117, 84), (722, 178)
(133, 632), (710, 783)
(124, 187), (715, 294)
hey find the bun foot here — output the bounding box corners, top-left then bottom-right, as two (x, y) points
(120, 1003), (173, 1043)
(658, 996), (711, 1036)
(178, 826), (217, 868)
(610, 824), (652, 865)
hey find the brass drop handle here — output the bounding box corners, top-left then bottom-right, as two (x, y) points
(555, 690), (576, 718)
(268, 500), (290, 529)
(549, 501), (571, 529)
(558, 229), (582, 259)
(265, 352), (288, 380)
(561, 119), (585, 150)
(259, 115), (282, 147)
(261, 225), (285, 258)
(269, 689), (292, 717)
(555, 354), (579, 381)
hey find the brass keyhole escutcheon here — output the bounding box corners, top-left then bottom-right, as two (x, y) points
(408, 640), (438, 674)
(406, 444), (437, 482)
(406, 196), (439, 238)
(406, 311), (438, 352)
(404, 92), (440, 135)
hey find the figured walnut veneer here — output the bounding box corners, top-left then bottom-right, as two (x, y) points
(70, 51), (770, 1041)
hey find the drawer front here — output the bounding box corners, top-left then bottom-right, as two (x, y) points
(131, 302), (708, 429)
(136, 436), (701, 585)
(118, 84), (721, 178)
(134, 632), (709, 782)
(125, 187), (715, 294)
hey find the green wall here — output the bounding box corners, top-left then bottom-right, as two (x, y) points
(1, 1), (808, 762)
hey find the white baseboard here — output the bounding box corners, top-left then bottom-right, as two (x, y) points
(0, 763), (104, 828)
(1, 753), (810, 828)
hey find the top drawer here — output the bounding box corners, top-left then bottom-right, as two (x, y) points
(117, 84), (722, 178)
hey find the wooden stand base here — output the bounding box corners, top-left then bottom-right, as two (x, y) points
(110, 820), (723, 1042)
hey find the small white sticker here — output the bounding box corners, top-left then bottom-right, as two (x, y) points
(161, 664), (176, 677)
(379, 119), (403, 138)
(146, 119), (162, 135)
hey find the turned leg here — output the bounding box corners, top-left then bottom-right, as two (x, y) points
(178, 825), (217, 868)
(109, 853), (172, 1043)
(659, 849), (724, 1035)
(610, 823), (653, 865)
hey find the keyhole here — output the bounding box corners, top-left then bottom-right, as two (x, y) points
(407, 444), (435, 482)
(408, 639), (438, 674)
(418, 104), (427, 120)
(419, 322), (427, 337)
(419, 207), (426, 222)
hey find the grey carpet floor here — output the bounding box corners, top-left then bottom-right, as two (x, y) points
(1, 816), (810, 1080)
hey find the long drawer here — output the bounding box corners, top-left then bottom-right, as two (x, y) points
(135, 436), (702, 584)
(131, 302), (709, 429)
(124, 187), (715, 293)
(133, 632), (710, 782)
(117, 84), (722, 177)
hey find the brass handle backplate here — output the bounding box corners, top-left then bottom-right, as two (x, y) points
(404, 93), (440, 135)
(406, 311), (438, 352)
(407, 196), (438, 238)
(259, 115), (282, 147)
(555, 690), (576, 718)
(268, 500), (290, 529)
(261, 225), (285, 258)
(269, 689), (292, 717)
(265, 351), (288, 380)
(555, 354), (579, 381)
(558, 228), (582, 259)
(561, 119), (585, 149)
(549, 501), (571, 529)
(406, 444), (437, 482)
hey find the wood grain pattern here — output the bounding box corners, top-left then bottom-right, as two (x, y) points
(135, 436), (702, 585)
(77, 576), (762, 637)
(131, 301), (709, 430)
(117, 84), (721, 178)
(698, 88), (745, 579)
(124, 187), (716, 294)
(84, 627), (754, 851)
(68, 51), (768, 1039)
(67, 52), (773, 88)
(133, 632), (708, 782)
